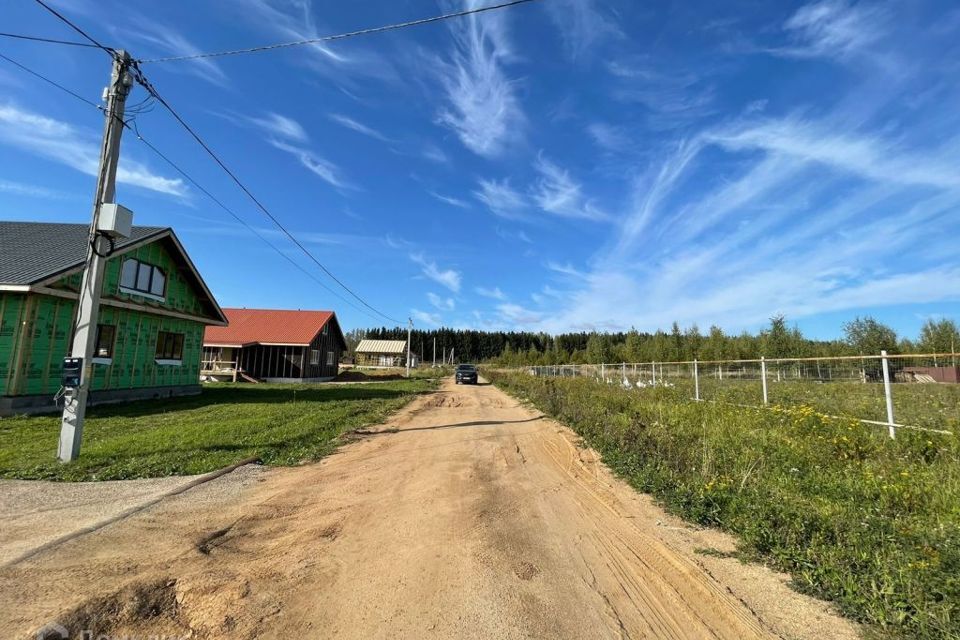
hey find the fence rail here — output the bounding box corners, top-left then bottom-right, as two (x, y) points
(524, 352), (960, 437)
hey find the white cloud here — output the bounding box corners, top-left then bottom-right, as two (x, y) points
(247, 112), (309, 143)
(531, 154), (608, 220)
(545, 0), (622, 60)
(134, 23), (229, 87)
(475, 286), (506, 300)
(428, 292), (456, 311)
(269, 139), (350, 189)
(708, 117), (960, 190)
(421, 144), (449, 164)
(411, 309), (442, 327)
(777, 0), (887, 60)
(328, 113), (391, 142)
(429, 191), (470, 209)
(473, 178), (525, 217)
(410, 253), (462, 293)
(436, 0), (524, 157)
(586, 122), (629, 152)
(0, 179), (70, 200)
(546, 261), (587, 279)
(0, 104), (185, 196)
(497, 303), (543, 325)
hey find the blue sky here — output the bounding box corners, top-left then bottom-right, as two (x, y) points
(2, 0), (959, 339)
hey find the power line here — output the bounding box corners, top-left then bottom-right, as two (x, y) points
(137, 0), (542, 64)
(0, 50), (394, 324)
(32, 0), (114, 55)
(0, 51), (100, 108)
(0, 32), (101, 48)
(131, 67), (402, 324)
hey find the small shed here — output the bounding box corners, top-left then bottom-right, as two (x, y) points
(354, 339), (409, 368)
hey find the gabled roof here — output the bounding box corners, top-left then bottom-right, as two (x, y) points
(356, 339), (407, 355)
(0, 221), (166, 284)
(0, 221), (227, 326)
(204, 308), (346, 348)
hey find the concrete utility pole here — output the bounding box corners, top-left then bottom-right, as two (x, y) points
(406, 318), (413, 378)
(433, 337), (436, 368)
(58, 51), (133, 463)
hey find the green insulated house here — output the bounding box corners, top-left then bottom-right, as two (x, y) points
(0, 221), (227, 415)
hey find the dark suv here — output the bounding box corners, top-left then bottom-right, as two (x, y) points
(455, 364), (478, 385)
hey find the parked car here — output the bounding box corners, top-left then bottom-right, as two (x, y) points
(455, 363), (478, 384)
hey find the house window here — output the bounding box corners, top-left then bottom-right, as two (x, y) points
(310, 349), (320, 365)
(326, 351), (334, 366)
(155, 331), (184, 361)
(323, 324), (329, 335)
(120, 258), (166, 299)
(94, 324), (115, 359)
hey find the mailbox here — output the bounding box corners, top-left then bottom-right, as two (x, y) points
(62, 357), (83, 388)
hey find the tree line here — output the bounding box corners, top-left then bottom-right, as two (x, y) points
(348, 316), (959, 366)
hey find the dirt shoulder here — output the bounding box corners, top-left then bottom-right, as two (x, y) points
(0, 379), (859, 639)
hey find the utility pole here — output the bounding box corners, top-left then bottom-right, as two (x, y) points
(432, 337), (436, 368)
(406, 318), (413, 378)
(58, 51), (134, 463)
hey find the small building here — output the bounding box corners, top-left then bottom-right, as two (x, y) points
(202, 308), (345, 382)
(0, 221), (227, 416)
(354, 339), (411, 368)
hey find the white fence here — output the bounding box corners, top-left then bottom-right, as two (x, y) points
(527, 353), (960, 437)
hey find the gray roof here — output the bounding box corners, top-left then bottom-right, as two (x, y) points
(355, 339), (407, 354)
(0, 221), (166, 285)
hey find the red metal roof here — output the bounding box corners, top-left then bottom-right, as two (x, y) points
(204, 308), (337, 347)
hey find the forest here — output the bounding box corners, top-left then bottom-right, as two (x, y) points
(348, 316), (960, 366)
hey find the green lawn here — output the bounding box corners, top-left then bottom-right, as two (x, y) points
(490, 371), (960, 640)
(0, 380), (435, 482)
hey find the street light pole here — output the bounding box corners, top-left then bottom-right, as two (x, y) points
(58, 51), (133, 463)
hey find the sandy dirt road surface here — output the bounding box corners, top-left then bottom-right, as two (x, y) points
(0, 379), (858, 639)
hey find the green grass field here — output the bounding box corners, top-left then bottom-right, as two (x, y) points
(490, 371), (960, 640)
(0, 380), (435, 482)
(603, 374), (960, 433)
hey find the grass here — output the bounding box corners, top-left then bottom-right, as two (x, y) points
(489, 371), (960, 640)
(0, 380), (436, 482)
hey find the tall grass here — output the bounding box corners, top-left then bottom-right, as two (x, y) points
(490, 371), (960, 639)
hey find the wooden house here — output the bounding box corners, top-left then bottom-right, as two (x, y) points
(202, 308), (345, 382)
(354, 339), (410, 368)
(0, 221), (227, 416)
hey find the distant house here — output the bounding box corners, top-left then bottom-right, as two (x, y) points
(0, 221), (227, 416)
(202, 308), (345, 382)
(354, 339), (412, 368)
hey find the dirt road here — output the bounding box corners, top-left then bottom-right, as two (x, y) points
(0, 379), (857, 639)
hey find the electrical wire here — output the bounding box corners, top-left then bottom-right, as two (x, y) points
(0, 50), (398, 325)
(32, 0), (115, 55)
(131, 66), (402, 324)
(136, 0), (542, 64)
(0, 31), (101, 48)
(0, 51), (100, 108)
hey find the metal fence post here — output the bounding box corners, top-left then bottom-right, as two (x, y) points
(694, 359), (700, 401)
(881, 350), (896, 439)
(761, 356), (768, 405)
(651, 361), (656, 386)
(601, 363), (605, 381)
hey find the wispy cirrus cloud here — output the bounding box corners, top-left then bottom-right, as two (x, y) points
(328, 113), (392, 142)
(473, 178), (525, 217)
(545, 0), (622, 61)
(531, 154), (608, 220)
(427, 292), (456, 311)
(237, 111), (351, 190)
(411, 309), (443, 327)
(429, 191), (470, 209)
(0, 179), (71, 200)
(0, 104), (185, 196)
(133, 22), (229, 87)
(435, 0), (524, 157)
(775, 0), (888, 61)
(410, 253), (462, 293)
(475, 286), (506, 300)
